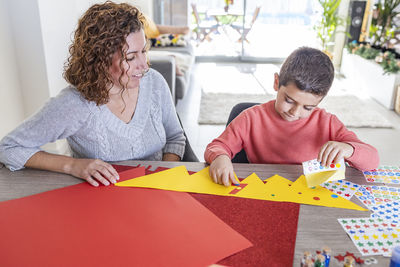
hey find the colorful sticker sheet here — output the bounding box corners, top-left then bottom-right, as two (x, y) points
(363, 166), (400, 185)
(354, 185), (400, 207)
(353, 185), (400, 223)
(338, 217), (400, 256)
(322, 179), (360, 200)
(302, 158), (345, 187)
(338, 217), (399, 234)
(338, 183), (400, 256)
(370, 201), (400, 221)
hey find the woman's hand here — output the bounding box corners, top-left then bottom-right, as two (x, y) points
(162, 153), (181, 161)
(318, 141), (354, 167)
(67, 158), (120, 187)
(209, 154), (238, 187)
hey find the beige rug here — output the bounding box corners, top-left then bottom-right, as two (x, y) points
(198, 92), (394, 128)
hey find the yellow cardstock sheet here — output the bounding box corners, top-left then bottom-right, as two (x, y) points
(116, 166), (239, 196)
(288, 175), (367, 211)
(235, 174), (295, 202)
(115, 165), (190, 191)
(115, 166), (367, 211)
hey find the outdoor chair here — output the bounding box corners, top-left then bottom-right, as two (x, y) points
(191, 3), (219, 42)
(230, 6), (261, 43)
(226, 102), (259, 163)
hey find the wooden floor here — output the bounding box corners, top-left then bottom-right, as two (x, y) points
(176, 62), (400, 165)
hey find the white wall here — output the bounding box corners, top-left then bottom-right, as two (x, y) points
(75, 0), (153, 19)
(6, 0), (50, 119)
(37, 0), (78, 97)
(0, 0), (24, 138)
(37, 0), (153, 98)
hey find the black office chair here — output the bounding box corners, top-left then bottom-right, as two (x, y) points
(226, 102), (259, 163)
(177, 114), (199, 162)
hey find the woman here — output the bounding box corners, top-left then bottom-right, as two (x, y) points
(0, 2), (186, 186)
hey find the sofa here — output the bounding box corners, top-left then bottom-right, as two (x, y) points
(148, 41), (194, 104)
(145, 21), (195, 105)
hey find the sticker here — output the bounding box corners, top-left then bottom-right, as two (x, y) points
(364, 166), (400, 185)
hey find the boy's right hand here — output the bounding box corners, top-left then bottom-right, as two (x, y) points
(209, 154), (238, 187)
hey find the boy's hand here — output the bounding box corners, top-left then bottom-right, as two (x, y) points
(209, 154), (238, 187)
(318, 141), (354, 167)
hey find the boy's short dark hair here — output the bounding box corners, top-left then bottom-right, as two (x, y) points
(279, 47), (334, 96)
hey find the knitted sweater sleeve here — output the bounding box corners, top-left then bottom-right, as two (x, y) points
(157, 73), (185, 159)
(0, 88), (88, 171)
(330, 114), (379, 171)
(204, 112), (249, 163)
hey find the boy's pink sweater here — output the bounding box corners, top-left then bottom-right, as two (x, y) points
(204, 100), (379, 171)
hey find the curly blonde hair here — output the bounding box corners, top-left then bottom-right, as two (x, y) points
(64, 1), (146, 105)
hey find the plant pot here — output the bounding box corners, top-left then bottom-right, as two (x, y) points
(341, 50), (400, 109)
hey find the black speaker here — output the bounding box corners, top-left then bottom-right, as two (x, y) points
(348, 0), (366, 42)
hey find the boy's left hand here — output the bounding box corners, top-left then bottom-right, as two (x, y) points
(318, 141), (354, 167)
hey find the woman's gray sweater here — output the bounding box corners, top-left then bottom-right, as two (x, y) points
(0, 69), (186, 171)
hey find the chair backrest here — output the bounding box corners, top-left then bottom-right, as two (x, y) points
(238, 6), (261, 30)
(226, 102), (259, 163)
(191, 3), (201, 27)
(250, 6), (261, 26)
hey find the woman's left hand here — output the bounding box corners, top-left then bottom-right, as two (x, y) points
(162, 153), (181, 161)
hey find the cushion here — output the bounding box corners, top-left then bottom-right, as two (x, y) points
(149, 50), (193, 76)
(150, 34), (187, 47)
(144, 16), (160, 39)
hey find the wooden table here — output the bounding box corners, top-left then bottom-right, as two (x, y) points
(0, 161), (391, 266)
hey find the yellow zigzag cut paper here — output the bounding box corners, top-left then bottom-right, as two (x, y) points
(115, 166), (367, 211)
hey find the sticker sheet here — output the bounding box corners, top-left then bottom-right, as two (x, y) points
(354, 185), (400, 208)
(363, 166), (400, 185)
(322, 179), (360, 200)
(338, 217), (400, 256)
(364, 185), (400, 204)
(338, 217), (399, 234)
(348, 229), (400, 256)
(354, 186), (377, 209)
(370, 201), (400, 222)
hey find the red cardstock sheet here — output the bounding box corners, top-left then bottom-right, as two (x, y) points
(0, 166), (252, 267)
(142, 165), (301, 267)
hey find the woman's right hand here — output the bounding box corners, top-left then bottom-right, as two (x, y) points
(67, 158), (120, 187)
(209, 154), (238, 187)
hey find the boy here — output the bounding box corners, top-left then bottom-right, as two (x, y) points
(205, 47), (379, 186)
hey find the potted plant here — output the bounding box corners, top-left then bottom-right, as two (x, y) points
(369, 0), (400, 48)
(314, 0), (347, 57)
(341, 0), (400, 109)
